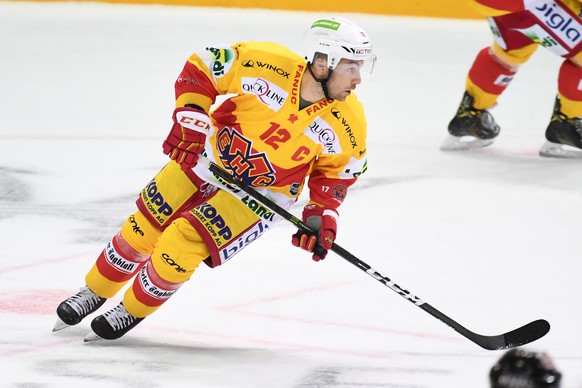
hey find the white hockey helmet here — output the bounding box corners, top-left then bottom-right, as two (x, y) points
(304, 17), (376, 77)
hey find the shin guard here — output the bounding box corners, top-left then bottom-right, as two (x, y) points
(121, 218), (209, 317)
(123, 261), (184, 317)
(85, 232), (150, 298)
(467, 48), (518, 110)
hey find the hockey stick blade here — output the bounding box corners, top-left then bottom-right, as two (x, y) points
(202, 157), (551, 350)
(492, 319), (551, 350)
(421, 303), (550, 350)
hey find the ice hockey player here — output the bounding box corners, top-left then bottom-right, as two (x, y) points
(52, 17), (375, 341)
(441, 0), (582, 158)
(489, 348), (562, 387)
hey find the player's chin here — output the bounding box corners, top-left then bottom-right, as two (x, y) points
(333, 91), (351, 101)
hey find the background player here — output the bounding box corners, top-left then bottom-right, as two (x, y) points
(442, 0), (582, 158)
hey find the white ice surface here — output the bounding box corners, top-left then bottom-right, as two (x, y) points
(1, 2), (581, 387)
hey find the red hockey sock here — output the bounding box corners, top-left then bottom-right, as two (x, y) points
(558, 60), (582, 101)
(467, 48), (517, 109)
(558, 59), (582, 115)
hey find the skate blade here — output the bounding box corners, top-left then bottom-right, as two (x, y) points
(84, 331), (103, 342)
(539, 141), (582, 159)
(52, 318), (71, 332)
(440, 134), (495, 151)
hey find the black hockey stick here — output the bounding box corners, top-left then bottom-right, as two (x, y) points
(202, 157), (550, 350)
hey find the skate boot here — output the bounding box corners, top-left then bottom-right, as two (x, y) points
(539, 96), (582, 158)
(53, 285), (107, 332)
(85, 302), (144, 341)
(441, 91), (500, 151)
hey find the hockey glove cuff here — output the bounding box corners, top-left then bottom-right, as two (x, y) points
(291, 205), (338, 262)
(163, 107), (212, 171)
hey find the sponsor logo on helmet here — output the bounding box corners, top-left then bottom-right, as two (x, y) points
(342, 46), (373, 59)
(311, 19), (340, 31)
(355, 48), (372, 56)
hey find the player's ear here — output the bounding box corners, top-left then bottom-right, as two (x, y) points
(313, 53), (329, 78)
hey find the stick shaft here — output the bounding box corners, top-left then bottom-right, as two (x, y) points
(203, 157), (550, 350)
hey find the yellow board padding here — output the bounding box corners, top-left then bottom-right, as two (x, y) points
(25, 0), (483, 19)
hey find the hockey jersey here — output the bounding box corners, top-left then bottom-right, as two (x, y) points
(470, 0), (582, 16)
(471, 0), (582, 57)
(179, 41), (368, 213)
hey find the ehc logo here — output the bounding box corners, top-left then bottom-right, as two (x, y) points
(331, 184), (347, 203)
(216, 127), (275, 186)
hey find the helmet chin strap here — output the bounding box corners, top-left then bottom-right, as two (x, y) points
(307, 62), (333, 100)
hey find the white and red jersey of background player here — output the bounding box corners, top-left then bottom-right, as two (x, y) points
(471, 0), (582, 57)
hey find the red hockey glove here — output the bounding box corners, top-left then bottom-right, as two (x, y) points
(163, 107), (212, 171)
(291, 205), (338, 262)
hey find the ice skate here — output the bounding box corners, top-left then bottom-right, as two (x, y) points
(53, 285), (107, 332)
(441, 91), (500, 151)
(85, 302), (144, 341)
(539, 97), (582, 158)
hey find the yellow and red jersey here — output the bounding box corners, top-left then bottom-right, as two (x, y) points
(178, 41), (368, 214)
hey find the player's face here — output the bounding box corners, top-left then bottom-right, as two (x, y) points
(326, 59), (363, 101)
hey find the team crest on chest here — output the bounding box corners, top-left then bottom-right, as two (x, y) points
(216, 127), (276, 187)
